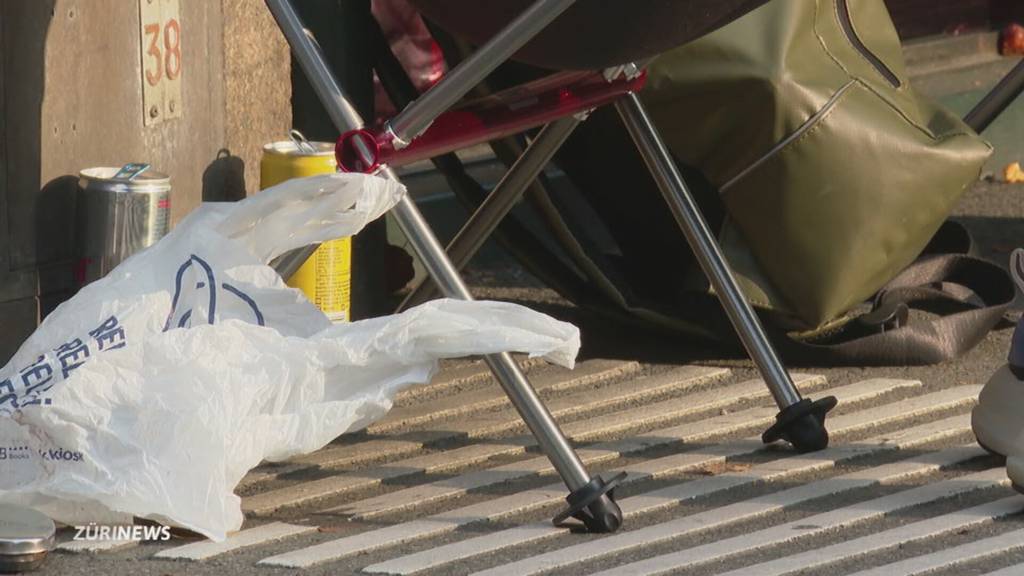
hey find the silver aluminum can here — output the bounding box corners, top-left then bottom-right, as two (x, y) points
(77, 166), (171, 284)
(0, 504), (54, 573)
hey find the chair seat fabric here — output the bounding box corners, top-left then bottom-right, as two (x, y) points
(409, 0), (770, 70)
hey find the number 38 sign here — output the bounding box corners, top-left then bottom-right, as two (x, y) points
(139, 0), (182, 125)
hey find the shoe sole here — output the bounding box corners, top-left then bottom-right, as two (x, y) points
(977, 438), (1009, 462)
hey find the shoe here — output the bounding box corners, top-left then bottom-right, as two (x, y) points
(971, 249), (1024, 490)
(973, 364), (1024, 459)
(1008, 455), (1024, 492)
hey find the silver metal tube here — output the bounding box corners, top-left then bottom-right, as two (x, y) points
(264, 0), (365, 131)
(265, 0), (364, 278)
(400, 117), (579, 310)
(615, 93), (803, 409)
(389, 178), (590, 489)
(484, 352), (590, 481)
(270, 245), (317, 279)
(264, 0), (592, 491)
(386, 0), (576, 144)
(388, 180), (474, 299)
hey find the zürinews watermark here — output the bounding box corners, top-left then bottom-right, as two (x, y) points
(73, 523), (171, 542)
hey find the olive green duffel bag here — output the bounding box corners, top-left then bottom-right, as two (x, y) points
(641, 0), (992, 331)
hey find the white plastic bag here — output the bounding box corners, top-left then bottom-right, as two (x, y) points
(0, 173), (580, 540)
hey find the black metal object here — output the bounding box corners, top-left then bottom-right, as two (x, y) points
(964, 57), (1024, 133)
(553, 472), (627, 532)
(762, 396), (839, 453)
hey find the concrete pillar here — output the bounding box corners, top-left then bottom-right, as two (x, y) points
(0, 0), (291, 362)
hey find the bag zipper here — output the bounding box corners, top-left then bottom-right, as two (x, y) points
(721, 81), (856, 193)
(836, 0), (901, 88)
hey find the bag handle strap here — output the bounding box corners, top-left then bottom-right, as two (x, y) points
(780, 222), (1016, 365)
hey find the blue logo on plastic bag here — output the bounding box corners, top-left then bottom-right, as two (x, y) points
(0, 316), (127, 411)
(163, 255), (264, 331)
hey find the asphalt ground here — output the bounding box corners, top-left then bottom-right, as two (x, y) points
(29, 179), (1024, 576)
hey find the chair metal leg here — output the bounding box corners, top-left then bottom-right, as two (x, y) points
(386, 0), (576, 144)
(265, 0), (624, 532)
(964, 57), (1024, 133)
(399, 117), (580, 311)
(614, 92), (836, 453)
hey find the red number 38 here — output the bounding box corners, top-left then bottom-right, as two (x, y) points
(144, 18), (182, 87)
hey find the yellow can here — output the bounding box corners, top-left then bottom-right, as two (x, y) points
(260, 135), (352, 322)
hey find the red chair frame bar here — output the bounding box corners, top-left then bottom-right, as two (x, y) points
(336, 71), (646, 172)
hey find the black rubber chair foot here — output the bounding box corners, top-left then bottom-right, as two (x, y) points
(553, 472), (626, 533)
(762, 396), (838, 453)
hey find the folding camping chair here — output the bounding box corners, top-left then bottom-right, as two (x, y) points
(264, 0), (839, 534)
